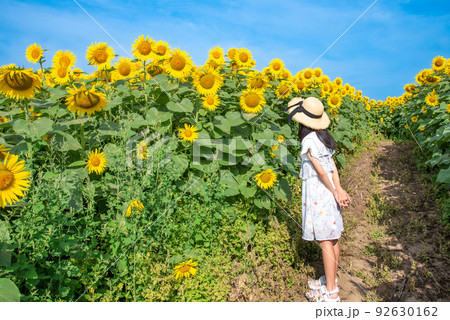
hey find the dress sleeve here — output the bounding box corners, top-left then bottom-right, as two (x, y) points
(300, 137), (320, 160)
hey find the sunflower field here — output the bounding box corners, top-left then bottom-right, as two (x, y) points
(0, 36), (448, 301)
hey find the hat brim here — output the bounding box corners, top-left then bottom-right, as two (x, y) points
(288, 107), (331, 130)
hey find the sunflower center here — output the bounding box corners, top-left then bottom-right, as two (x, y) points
(199, 74), (215, 89)
(32, 49), (40, 59)
(331, 97), (339, 105)
(239, 53), (249, 63)
(231, 63), (238, 70)
(206, 97), (214, 104)
(273, 62), (281, 71)
(179, 264), (190, 273)
(57, 68), (67, 78)
(251, 78), (264, 88)
(435, 59), (444, 67)
(60, 56), (71, 67)
(260, 173), (271, 183)
(138, 43), (152, 55)
(279, 85), (289, 95)
(304, 71), (312, 79)
(147, 65), (163, 77)
(170, 55), (186, 71)
(429, 96), (436, 102)
(157, 46), (166, 55)
(0, 169), (14, 190)
(91, 157), (100, 166)
(297, 82), (305, 90)
(74, 91), (100, 109)
(184, 130), (192, 137)
(119, 64), (131, 76)
(245, 93), (260, 108)
(213, 52), (221, 59)
(94, 50), (108, 63)
(4, 72), (34, 91)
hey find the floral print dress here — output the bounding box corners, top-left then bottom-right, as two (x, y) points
(298, 132), (344, 241)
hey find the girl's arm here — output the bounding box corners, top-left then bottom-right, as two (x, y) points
(331, 158), (343, 191)
(306, 150), (339, 201)
(331, 157), (351, 207)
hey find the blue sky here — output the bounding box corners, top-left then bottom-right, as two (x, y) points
(0, 0), (449, 100)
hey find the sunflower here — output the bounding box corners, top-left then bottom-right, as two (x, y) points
(208, 46), (225, 65)
(313, 67), (323, 78)
(275, 80), (292, 98)
(0, 153), (31, 208)
(278, 135), (285, 144)
(404, 124), (409, 129)
(86, 42), (115, 69)
(202, 94), (220, 111)
(136, 141), (149, 159)
(227, 48), (238, 61)
(0, 117), (8, 123)
(66, 83), (108, 116)
(432, 56), (446, 71)
(153, 40), (170, 60)
(419, 126), (425, 131)
(173, 259), (198, 280)
(301, 68), (314, 83)
(278, 69), (292, 80)
(333, 77), (343, 86)
(0, 65), (41, 100)
(239, 88), (266, 114)
(327, 93), (342, 109)
(319, 75), (330, 85)
(268, 58), (284, 76)
(53, 50), (76, 68)
(425, 89), (439, 107)
(113, 57), (136, 80)
(143, 61), (166, 79)
(164, 48), (193, 79)
(447, 104), (450, 113)
(70, 68), (86, 81)
(25, 43), (43, 63)
(193, 67), (223, 95)
(411, 116), (418, 122)
(85, 149), (107, 174)
(254, 169), (277, 190)
(380, 117), (384, 122)
(131, 35), (156, 61)
(235, 48), (252, 68)
(50, 65), (71, 85)
(247, 72), (268, 92)
(126, 199), (144, 217)
(178, 123), (199, 143)
(293, 78), (307, 92)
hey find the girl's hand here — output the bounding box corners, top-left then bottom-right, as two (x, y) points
(336, 188), (350, 207)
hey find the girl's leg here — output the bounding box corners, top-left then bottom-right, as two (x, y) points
(333, 239), (340, 277)
(319, 239), (338, 298)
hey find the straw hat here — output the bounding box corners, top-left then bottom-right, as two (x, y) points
(284, 96), (330, 130)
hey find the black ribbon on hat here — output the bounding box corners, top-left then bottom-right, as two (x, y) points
(284, 100), (322, 123)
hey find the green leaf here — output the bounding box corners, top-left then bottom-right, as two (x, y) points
(336, 153), (346, 167)
(436, 167), (450, 184)
(166, 98), (194, 113)
(0, 278), (20, 302)
(225, 111), (245, 126)
(254, 196), (271, 209)
(68, 160), (86, 168)
(53, 130), (82, 151)
(274, 178), (291, 201)
(166, 154), (189, 180)
(0, 221), (11, 268)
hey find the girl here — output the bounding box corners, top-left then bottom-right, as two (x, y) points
(285, 96), (351, 302)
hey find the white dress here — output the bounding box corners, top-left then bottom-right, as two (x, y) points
(298, 132), (344, 241)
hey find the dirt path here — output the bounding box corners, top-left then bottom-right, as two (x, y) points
(334, 139), (450, 302)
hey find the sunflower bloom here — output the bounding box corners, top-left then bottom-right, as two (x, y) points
(411, 116), (418, 122)
(208, 46), (225, 65)
(235, 48), (252, 68)
(419, 126), (425, 131)
(425, 89), (439, 107)
(136, 141), (149, 159)
(227, 48), (238, 61)
(126, 199), (144, 217)
(202, 94), (220, 111)
(432, 56), (446, 72)
(86, 42), (115, 70)
(239, 89), (266, 114)
(154, 40), (170, 60)
(278, 135), (285, 144)
(66, 83), (108, 116)
(85, 149), (107, 174)
(173, 259), (198, 280)
(268, 58), (284, 76)
(164, 48), (193, 79)
(143, 61), (166, 79)
(193, 67), (223, 95)
(404, 124), (409, 129)
(53, 50), (76, 68)
(178, 123), (199, 143)
(132, 35), (156, 61)
(302, 68), (314, 83)
(0, 144), (10, 161)
(247, 72), (268, 92)
(25, 43), (43, 63)
(254, 169), (277, 190)
(327, 94), (342, 109)
(0, 153), (31, 208)
(275, 80), (292, 98)
(0, 65), (41, 100)
(50, 65), (71, 85)
(114, 57), (136, 80)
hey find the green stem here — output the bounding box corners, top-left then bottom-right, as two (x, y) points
(80, 122), (85, 159)
(143, 60), (148, 104)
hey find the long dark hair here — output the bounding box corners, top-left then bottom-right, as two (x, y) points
(298, 123), (337, 151)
